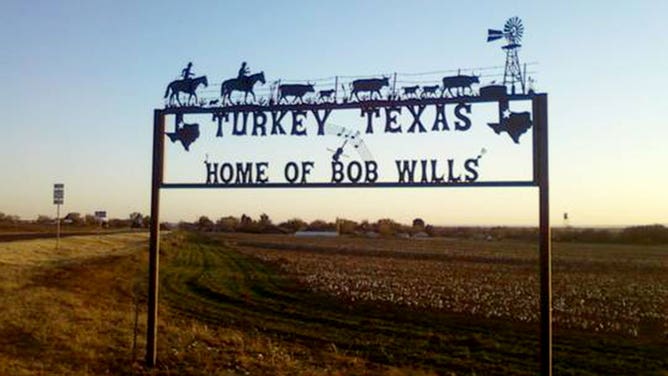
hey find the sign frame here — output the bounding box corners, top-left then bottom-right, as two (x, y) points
(146, 93), (551, 374)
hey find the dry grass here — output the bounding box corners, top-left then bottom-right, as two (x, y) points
(0, 233), (434, 375)
(0, 233), (146, 266)
(0, 234), (147, 375)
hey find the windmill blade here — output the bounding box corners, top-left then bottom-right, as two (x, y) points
(503, 17), (524, 43)
(487, 29), (504, 42)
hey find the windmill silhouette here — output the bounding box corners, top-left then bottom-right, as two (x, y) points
(488, 17), (526, 94)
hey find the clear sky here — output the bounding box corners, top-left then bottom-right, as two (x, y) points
(1, 0), (666, 227)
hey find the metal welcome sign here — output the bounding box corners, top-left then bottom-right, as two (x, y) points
(147, 17), (553, 375)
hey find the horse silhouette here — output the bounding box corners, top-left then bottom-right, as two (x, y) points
(164, 76), (208, 106)
(220, 72), (266, 104)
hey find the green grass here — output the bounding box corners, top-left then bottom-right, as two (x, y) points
(159, 232), (667, 375)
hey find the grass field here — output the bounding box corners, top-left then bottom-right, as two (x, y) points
(0, 232), (666, 375)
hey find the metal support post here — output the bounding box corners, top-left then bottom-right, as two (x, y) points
(533, 94), (551, 375)
(146, 110), (165, 367)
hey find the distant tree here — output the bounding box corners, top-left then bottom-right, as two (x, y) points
(177, 221), (196, 231)
(578, 228), (612, 243)
(0, 212), (17, 223)
(307, 219), (335, 231)
(412, 218), (425, 230)
(108, 218), (129, 228)
(217, 216), (239, 232)
(357, 220), (373, 232)
(36, 215), (53, 224)
(278, 218), (307, 233)
(129, 212), (144, 228)
(240, 214), (253, 226)
(259, 213), (272, 226)
(197, 216), (214, 231)
(64, 212), (84, 225)
(620, 224), (668, 244)
(376, 218), (403, 236)
(338, 218), (358, 235)
(376, 219), (393, 236)
(84, 214), (97, 225)
(237, 214), (263, 233)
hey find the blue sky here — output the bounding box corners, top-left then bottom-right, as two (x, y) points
(1, 1), (666, 226)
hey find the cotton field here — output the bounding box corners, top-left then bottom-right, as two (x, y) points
(234, 235), (667, 337)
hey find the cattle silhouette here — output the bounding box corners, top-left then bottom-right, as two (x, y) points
(318, 89), (336, 103)
(421, 85), (440, 98)
(442, 75), (479, 97)
(402, 85), (420, 98)
(350, 77), (390, 101)
(278, 83), (315, 103)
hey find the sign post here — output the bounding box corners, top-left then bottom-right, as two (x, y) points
(533, 94), (551, 375)
(53, 183), (64, 250)
(146, 110), (165, 368)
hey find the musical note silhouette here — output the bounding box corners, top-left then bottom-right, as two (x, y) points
(332, 139), (349, 161)
(476, 147), (487, 161)
(350, 131), (362, 148)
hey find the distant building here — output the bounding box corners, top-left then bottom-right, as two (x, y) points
(295, 230), (338, 237)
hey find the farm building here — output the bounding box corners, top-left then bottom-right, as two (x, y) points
(295, 230), (339, 237)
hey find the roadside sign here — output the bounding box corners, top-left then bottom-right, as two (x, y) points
(53, 183), (64, 205)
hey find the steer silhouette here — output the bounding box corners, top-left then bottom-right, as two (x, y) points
(278, 83), (315, 103)
(350, 77), (389, 101)
(442, 75), (479, 97)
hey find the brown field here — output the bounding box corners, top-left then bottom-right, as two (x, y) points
(0, 231), (666, 375)
(230, 233), (668, 337)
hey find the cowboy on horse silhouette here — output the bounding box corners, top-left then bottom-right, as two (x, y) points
(164, 62), (208, 106)
(181, 62), (195, 80)
(220, 62), (265, 104)
(237, 62), (251, 87)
